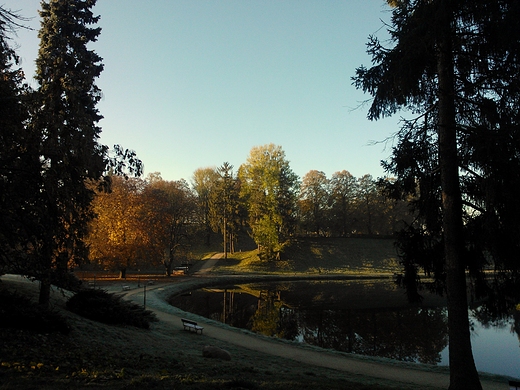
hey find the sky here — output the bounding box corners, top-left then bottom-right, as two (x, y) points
(6, 0), (401, 183)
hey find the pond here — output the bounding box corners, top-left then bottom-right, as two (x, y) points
(168, 279), (520, 379)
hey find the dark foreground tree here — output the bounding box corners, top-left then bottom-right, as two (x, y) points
(354, 1), (520, 389)
(32, 0), (107, 306)
(0, 7), (40, 276)
(31, 0), (142, 305)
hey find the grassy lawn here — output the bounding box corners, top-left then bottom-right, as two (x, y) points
(204, 237), (401, 275)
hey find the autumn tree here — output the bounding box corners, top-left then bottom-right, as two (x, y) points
(143, 177), (197, 276)
(87, 177), (146, 278)
(298, 170), (330, 236)
(354, 1), (520, 388)
(239, 144), (299, 260)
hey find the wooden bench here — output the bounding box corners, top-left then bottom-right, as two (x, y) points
(122, 285), (131, 291)
(181, 318), (203, 334)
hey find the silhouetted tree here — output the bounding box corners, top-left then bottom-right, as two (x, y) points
(354, 1), (520, 388)
(0, 6), (40, 276)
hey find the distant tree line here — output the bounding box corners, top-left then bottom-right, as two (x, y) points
(87, 143), (414, 272)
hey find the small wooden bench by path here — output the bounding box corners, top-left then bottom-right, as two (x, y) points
(181, 318), (203, 334)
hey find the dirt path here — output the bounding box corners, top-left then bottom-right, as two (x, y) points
(121, 259), (511, 390)
(193, 252), (223, 275)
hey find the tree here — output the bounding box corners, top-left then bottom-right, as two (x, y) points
(355, 174), (378, 235)
(376, 177), (414, 236)
(87, 177), (146, 278)
(0, 6), (40, 276)
(354, 1), (520, 388)
(192, 167), (220, 246)
(329, 171), (357, 237)
(298, 170), (330, 236)
(143, 178), (197, 276)
(31, 0), (109, 305)
(239, 144), (299, 260)
(0, 1), (142, 303)
(209, 163), (240, 258)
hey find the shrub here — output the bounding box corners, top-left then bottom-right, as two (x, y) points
(0, 288), (70, 334)
(66, 289), (157, 329)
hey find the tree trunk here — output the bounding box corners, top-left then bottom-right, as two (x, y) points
(437, 4), (482, 389)
(223, 216), (227, 259)
(38, 278), (51, 307)
(165, 263), (172, 277)
(205, 222), (211, 246)
(38, 240), (54, 307)
(119, 268), (127, 279)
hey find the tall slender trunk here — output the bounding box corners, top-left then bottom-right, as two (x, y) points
(223, 216), (227, 259)
(437, 3), (482, 389)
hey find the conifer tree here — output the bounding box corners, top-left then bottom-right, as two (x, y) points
(354, 1), (520, 388)
(0, 7), (40, 275)
(32, 0), (106, 306)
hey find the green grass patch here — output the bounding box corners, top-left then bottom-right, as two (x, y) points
(209, 237), (400, 275)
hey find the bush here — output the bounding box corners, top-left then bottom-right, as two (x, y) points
(66, 289), (158, 329)
(0, 288), (70, 334)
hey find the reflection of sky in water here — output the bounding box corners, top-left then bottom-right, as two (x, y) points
(439, 315), (520, 379)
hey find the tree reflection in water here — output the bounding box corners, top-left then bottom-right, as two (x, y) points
(168, 280), (519, 367)
(297, 306), (447, 364)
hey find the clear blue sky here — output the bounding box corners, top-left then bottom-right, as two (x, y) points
(7, 0), (400, 183)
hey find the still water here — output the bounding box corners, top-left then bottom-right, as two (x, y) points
(168, 279), (520, 378)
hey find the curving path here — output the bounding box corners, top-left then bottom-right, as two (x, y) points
(121, 254), (511, 390)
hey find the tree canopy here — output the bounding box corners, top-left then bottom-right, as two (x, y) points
(239, 144), (299, 260)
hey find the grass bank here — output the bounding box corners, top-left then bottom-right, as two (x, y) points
(200, 237), (400, 275)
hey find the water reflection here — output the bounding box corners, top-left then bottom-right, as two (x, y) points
(169, 280), (450, 364)
(169, 280), (520, 377)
